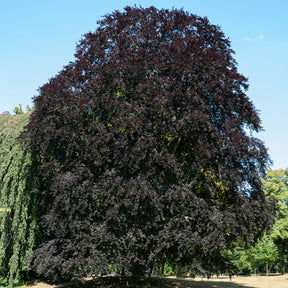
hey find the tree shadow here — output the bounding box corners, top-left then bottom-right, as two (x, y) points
(54, 276), (257, 288)
(164, 277), (256, 288)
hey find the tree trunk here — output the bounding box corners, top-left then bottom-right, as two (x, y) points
(161, 260), (165, 275)
(131, 260), (145, 277)
(281, 259), (285, 275)
(266, 262), (269, 276)
(176, 263), (182, 277)
(281, 239), (286, 275)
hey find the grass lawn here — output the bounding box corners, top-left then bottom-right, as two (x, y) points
(165, 274), (288, 288)
(23, 274), (288, 288)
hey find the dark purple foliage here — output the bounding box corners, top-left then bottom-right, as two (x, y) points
(23, 6), (275, 282)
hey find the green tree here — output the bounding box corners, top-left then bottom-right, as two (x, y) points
(231, 235), (278, 276)
(0, 112), (37, 287)
(13, 105), (24, 115)
(254, 233), (279, 276)
(262, 169), (288, 274)
(226, 243), (254, 275)
(22, 6), (275, 282)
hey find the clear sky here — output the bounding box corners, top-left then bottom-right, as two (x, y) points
(1, 0), (287, 170)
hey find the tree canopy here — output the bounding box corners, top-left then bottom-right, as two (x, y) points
(262, 169), (288, 274)
(22, 6), (275, 282)
(0, 112), (37, 287)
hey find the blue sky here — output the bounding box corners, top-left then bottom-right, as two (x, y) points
(1, 0), (287, 170)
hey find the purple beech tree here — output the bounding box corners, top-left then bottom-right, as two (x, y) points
(22, 6), (275, 282)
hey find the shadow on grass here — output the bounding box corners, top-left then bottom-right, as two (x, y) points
(165, 277), (255, 288)
(54, 276), (256, 288)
